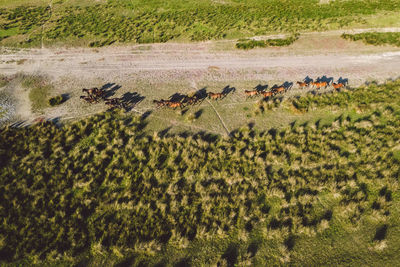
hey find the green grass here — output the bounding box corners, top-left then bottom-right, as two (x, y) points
(342, 32), (400, 47)
(21, 75), (51, 112)
(1, 0), (400, 47)
(1, 80), (400, 265)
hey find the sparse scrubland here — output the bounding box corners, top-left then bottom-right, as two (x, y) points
(1, 0), (400, 47)
(1, 80), (400, 265)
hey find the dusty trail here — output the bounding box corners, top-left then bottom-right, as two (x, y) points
(1, 28), (400, 86)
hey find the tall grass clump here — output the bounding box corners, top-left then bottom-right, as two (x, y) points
(342, 32), (400, 47)
(236, 34), (299, 49)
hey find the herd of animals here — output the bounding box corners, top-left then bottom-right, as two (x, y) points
(80, 77), (348, 110)
(80, 88), (124, 109)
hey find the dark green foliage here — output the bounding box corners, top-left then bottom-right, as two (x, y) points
(342, 32), (400, 47)
(1, 0), (400, 46)
(48, 95), (66, 106)
(236, 39), (266, 49)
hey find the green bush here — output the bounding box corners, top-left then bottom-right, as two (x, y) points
(236, 34), (299, 49)
(48, 95), (65, 106)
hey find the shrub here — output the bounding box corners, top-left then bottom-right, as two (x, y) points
(236, 34), (299, 49)
(48, 95), (66, 106)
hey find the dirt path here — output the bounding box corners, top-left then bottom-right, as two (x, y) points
(1, 27), (400, 127)
(1, 27), (400, 85)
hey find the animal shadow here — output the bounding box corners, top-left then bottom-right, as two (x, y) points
(316, 76), (334, 85)
(140, 110), (152, 120)
(169, 93), (187, 102)
(61, 93), (70, 102)
(282, 81), (293, 90)
(221, 85), (236, 96)
(271, 84), (279, 89)
(303, 76), (313, 84)
(159, 126), (172, 137)
(338, 77), (349, 85)
(121, 92), (145, 111)
(254, 84), (268, 93)
(194, 87), (208, 101)
(101, 83), (121, 98)
(194, 109), (203, 119)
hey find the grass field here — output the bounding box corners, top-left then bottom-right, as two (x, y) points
(1, 79), (400, 265)
(1, 0), (400, 47)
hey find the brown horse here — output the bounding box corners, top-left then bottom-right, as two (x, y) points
(244, 90), (258, 97)
(332, 82), (345, 90)
(297, 81), (309, 88)
(208, 92), (224, 100)
(312, 82), (328, 89)
(262, 91), (274, 98)
(167, 101), (184, 109)
(153, 99), (169, 108)
(272, 86), (285, 94)
(82, 88), (97, 95)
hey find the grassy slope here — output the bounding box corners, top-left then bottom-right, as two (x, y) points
(1, 0), (400, 47)
(1, 80), (400, 266)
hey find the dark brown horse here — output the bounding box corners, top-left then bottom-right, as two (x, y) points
(83, 87), (106, 99)
(105, 98), (123, 108)
(184, 95), (199, 105)
(80, 95), (97, 103)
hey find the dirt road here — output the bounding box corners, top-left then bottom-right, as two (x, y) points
(1, 28), (400, 85)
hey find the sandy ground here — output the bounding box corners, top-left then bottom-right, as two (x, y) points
(1, 28), (400, 130)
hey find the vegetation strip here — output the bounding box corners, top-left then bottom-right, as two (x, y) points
(236, 34), (299, 49)
(342, 32), (400, 47)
